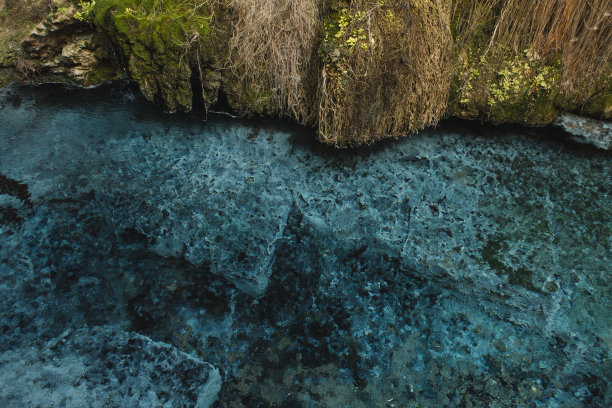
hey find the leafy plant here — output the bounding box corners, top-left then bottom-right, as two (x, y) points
(74, 0), (95, 21)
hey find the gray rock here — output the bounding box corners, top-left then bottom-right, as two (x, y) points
(554, 113), (612, 150)
(17, 2), (118, 87)
(0, 326), (221, 408)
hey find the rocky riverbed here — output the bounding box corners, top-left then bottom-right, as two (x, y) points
(0, 83), (610, 407)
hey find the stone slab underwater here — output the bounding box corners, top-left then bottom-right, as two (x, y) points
(0, 83), (610, 407)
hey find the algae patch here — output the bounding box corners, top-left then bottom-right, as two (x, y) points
(479, 238), (538, 292)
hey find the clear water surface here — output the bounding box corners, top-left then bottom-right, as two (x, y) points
(0, 83), (610, 407)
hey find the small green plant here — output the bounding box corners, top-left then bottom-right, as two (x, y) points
(320, 8), (372, 62)
(75, 0), (95, 22)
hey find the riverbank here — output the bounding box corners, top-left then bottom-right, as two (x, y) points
(1, 0), (611, 146)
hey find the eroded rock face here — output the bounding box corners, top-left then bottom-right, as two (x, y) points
(555, 113), (612, 150)
(19, 3), (118, 86)
(0, 326), (221, 408)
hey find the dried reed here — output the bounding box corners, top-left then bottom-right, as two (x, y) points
(229, 0), (322, 120)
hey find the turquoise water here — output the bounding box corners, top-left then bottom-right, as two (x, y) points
(0, 83), (610, 407)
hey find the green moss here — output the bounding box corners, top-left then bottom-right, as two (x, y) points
(91, 0), (214, 111)
(130, 42), (149, 59)
(84, 61), (118, 85)
(241, 87), (273, 114)
(223, 81), (274, 116)
(92, 0), (139, 27)
(451, 45), (562, 125)
(485, 51), (560, 124)
(0, 44), (15, 67)
(582, 89), (612, 120)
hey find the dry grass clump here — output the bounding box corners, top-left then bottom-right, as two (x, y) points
(495, 0), (611, 98)
(453, 0), (612, 98)
(228, 0), (322, 120)
(451, 0), (498, 47)
(317, 0), (454, 146)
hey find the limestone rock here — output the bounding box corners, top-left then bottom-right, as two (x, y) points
(19, 4), (118, 86)
(0, 84), (610, 407)
(0, 326), (221, 408)
(554, 113), (612, 150)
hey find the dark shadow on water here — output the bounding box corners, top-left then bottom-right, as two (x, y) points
(4, 81), (610, 161)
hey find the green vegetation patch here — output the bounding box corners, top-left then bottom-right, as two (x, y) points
(449, 0), (612, 125)
(451, 45), (562, 125)
(89, 0), (213, 111)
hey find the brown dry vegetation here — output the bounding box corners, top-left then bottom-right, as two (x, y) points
(226, 0), (611, 145)
(317, 0), (453, 146)
(453, 0), (612, 99)
(228, 0), (322, 121)
(1, 0), (610, 145)
(227, 0), (455, 146)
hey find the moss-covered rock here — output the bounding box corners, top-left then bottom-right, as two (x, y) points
(0, 1), (120, 87)
(225, 83), (275, 116)
(581, 86), (612, 121)
(0, 0), (51, 85)
(450, 46), (562, 125)
(90, 0), (217, 112)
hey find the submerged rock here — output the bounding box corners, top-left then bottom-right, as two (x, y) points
(555, 113), (612, 150)
(0, 84), (609, 407)
(0, 326), (221, 408)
